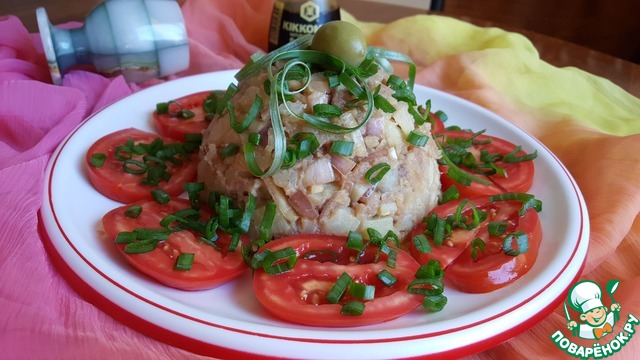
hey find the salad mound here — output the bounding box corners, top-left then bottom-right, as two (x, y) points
(197, 30), (441, 243)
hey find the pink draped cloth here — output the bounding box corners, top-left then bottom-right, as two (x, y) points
(2, 1), (639, 359)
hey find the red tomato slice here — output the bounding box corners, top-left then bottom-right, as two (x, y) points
(102, 198), (248, 290)
(252, 234), (423, 327)
(409, 207), (480, 269)
(86, 128), (197, 203)
(409, 196), (542, 293)
(430, 111), (446, 134)
(153, 91), (218, 141)
(438, 130), (535, 198)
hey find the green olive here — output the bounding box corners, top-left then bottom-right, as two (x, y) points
(311, 21), (367, 67)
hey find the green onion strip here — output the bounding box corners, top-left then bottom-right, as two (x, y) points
(235, 43), (418, 179)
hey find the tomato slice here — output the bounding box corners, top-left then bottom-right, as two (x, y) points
(252, 234), (423, 327)
(438, 130), (535, 198)
(86, 128), (198, 203)
(430, 111), (446, 134)
(102, 198), (248, 290)
(409, 196), (542, 293)
(153, 91), (217, 141)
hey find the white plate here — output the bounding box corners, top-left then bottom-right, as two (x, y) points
(39, 70), (589, 359)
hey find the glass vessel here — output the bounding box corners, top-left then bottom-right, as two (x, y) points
(36, 0), (189, 84)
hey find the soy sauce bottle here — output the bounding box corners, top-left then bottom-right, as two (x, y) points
(268, 0), (340, 51)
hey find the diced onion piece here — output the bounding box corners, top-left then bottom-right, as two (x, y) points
(350, 182), (370, 202)
(378, 202), (398, 217)
(263, 178), (299, 223)
(392, 102), (414, 135)
(330, 154), (356, 175)
(365, 115), (385, 137)
(361, 216), (394, 238)
(322, 207), (361, 235)
(302, 157), (335, 187)
(288, 190), (319, 219)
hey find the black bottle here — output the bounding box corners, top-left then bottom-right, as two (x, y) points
(268, 0), (340, 51)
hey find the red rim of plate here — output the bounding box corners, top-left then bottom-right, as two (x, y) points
(37, 78), (589, 359)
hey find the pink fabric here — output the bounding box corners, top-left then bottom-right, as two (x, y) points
(1, 0), (639, 359)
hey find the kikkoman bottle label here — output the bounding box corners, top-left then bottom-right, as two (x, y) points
(269, 0), (340, 51)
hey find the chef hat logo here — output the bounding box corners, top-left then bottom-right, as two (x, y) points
(569, 280), (604, 313)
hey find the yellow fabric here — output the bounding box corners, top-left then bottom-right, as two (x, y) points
(338, 10), (640, 360)
(345, 12), (640, 137)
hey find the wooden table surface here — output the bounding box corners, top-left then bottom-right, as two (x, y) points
(2, 0), (639, 98)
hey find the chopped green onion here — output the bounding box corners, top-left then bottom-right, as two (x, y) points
(174, 253), (194, 271)
(386, 75), (405, 89)
(454, 199), (487, 230)
(248, 133), (261, 146)
(346, 231), (364, 252)
(124, 238), (157, 254)
(382, 230), (400, 247)
(134, 228), (171, 241)
(377, 269), (397, 287)
(384, 247), (398, 268)
(488, 221), (508, 236)
(470, 238), (486, 260)
(322, 71), (341, 88)
(183, 182), (204, 209)
(436, 134), (493, 186)
(313, 103), (342, 118)
(439, 185), (460, 204)
(228, 233), (241, 252)
(339, 72), (364, 98)
(177, 109), (195, 119)
(122, 159), (147, 175)
(434, 110), (448, 122)
(124, 205), (142, 218)
(366, 46), (416, 90)
(221, 143), (240, 158)
(479, 150), (502, 163)
(239, 194), (256, 234)
(504, 146), (538, 163)
(258, 201), (277, 242)
(423, 294), (448, 312)
(412, 234), (432, 254)
(503, 231), (529, 256)
(228, 95), (262, 133)
(327, 272), (352, 304)
(373, 93), (396, 113)
(411, 99), (431, 125)
(281, 147), (297, 169)
(114, 231), (137, 244)
(262, 247), (297, 274)
(423, 213), (450, 246)
(415, 259), (444, 279)
(90, 153), (106, 167)
(329, 140), (354, 156)
(290, 132), (320, 159)
(217, 195), (231, 228)
(340, 301), (365, 316)
(151, 189), (170, 204)
(407, 278), (445, 296)
(489, 192), (542, 216)
(156, 102), (169, 114)
(406, 130), (428, 147)
(248, 246), (269, 270)
(349, 282), (375, 301)
(365, 163), (390, 185)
